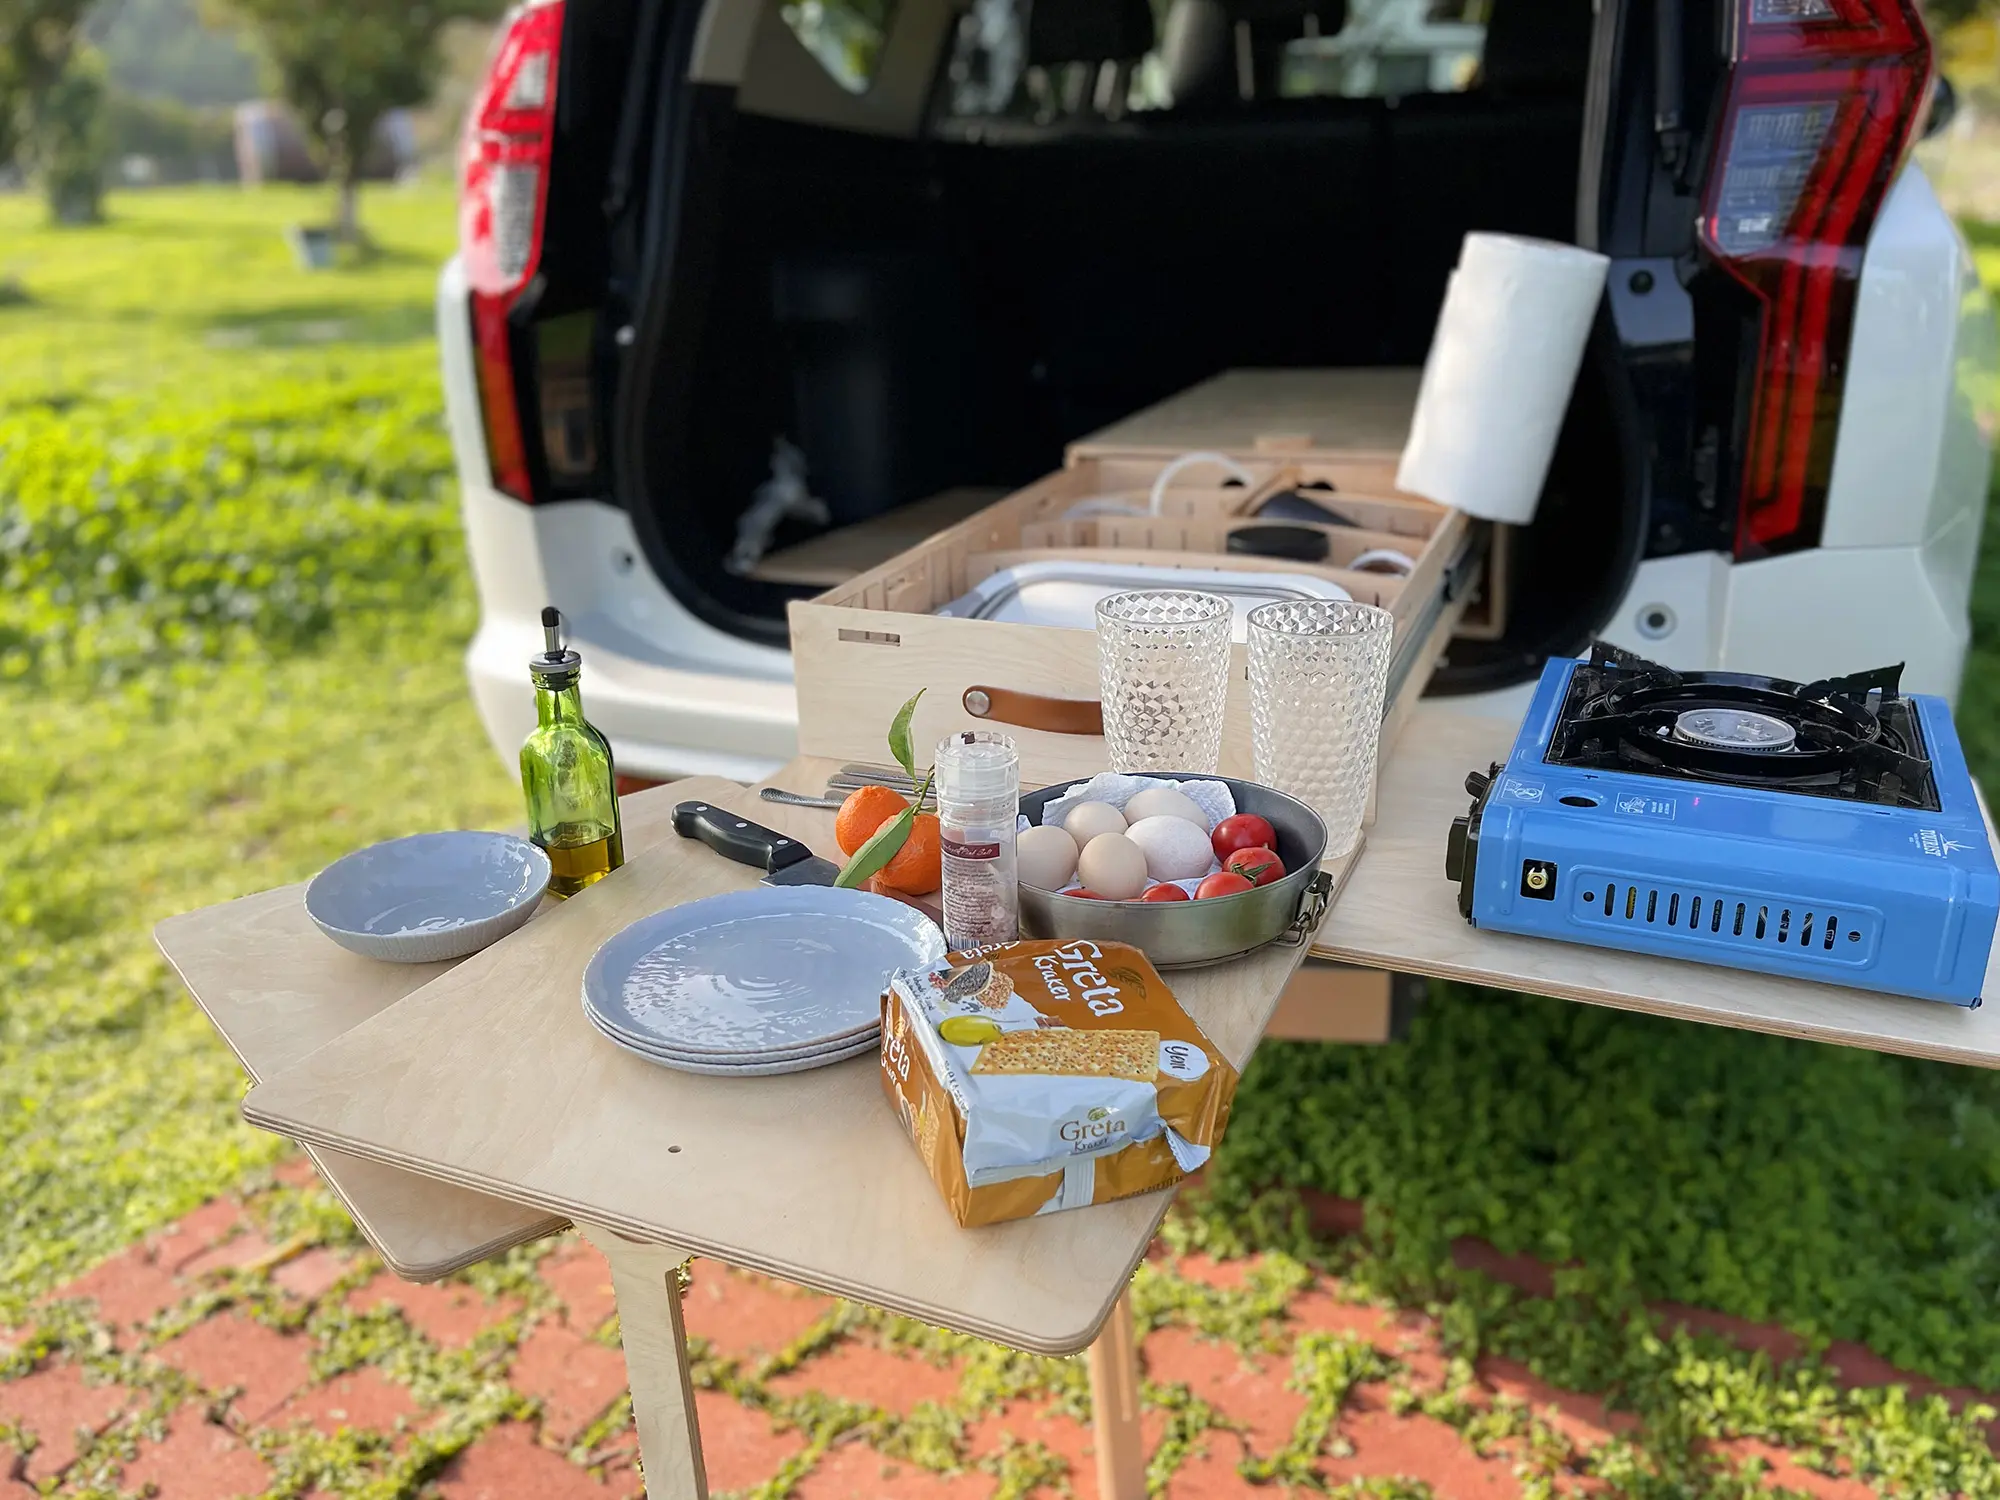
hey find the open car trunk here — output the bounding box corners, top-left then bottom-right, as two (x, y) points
(612, 0), (1644, 694)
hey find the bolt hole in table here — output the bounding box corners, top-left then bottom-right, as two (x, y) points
(158, 726), (2000, 1497)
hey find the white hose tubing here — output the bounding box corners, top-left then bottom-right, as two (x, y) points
(1148, 451), (1255, 515)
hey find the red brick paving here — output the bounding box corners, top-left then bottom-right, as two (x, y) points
(154, 1311), (313, 1425)
(1479, 1354), (1640, 1448)
(145, 1200), (244, 1274)
(765, 1339), (963, 1414)
(1158, 1435), (1269, 1499)
(1285, 1283), (1405, 1355)
(962, 1398), (1097, 1481)
(509, 1319), (631, 1445)
(0, 1360), (131, 1484)
(1165, 1254), (1251, 1291)
(1319, 1392), (1524, 1498)
(50, 1242), (184, 1341)
(117, 1407), (270, 1499)
(540, 1241), (619, 1333)
(680, 1261), (835, 1365)
(1713, 1437), (1879, 1500)
(273, 1247), (353, 1302)
(344, 1274), (521, 1347)
(790, 1440), (995, 1499)
(10, 1183), (1994, 1499)
(271, 1367), (420, 1437)
(432, 1420), (622, 1499)
(693, 1388), (810, 1492)
(1141, 1326), (1302, 1460)
(179, 1231), (280, 1282)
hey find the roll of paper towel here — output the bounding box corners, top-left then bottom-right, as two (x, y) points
(1396, 233), (1610, 526)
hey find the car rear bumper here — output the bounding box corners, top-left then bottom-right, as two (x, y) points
(439, 256), (799, 782)
(467, 611), (798, 784)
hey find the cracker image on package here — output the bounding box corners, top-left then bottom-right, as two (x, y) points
(971, 1028), (1159, 1083)
(880, 939), (1239, 1227)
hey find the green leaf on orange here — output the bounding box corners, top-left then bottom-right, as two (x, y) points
(887, 688), (925, 782)
(835, 800), (917, 889)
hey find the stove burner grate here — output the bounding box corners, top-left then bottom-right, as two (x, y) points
(1545, 643), (1938, 809)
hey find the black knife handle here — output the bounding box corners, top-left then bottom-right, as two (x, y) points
(672, 802), (817, 873)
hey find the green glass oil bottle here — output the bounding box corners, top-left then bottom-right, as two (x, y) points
(521, 607), (626, 897)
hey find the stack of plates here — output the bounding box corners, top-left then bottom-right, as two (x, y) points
(580, 886), (946, 1077)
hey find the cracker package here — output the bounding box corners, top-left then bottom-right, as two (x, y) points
(880, 939), (1239, 1227)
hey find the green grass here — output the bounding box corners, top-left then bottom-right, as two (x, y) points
(8, 184), (2000, 1454)
(0, 185), (517, 1321)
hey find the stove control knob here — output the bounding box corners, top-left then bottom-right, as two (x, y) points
(1463, 770), (1492, 800)
(1445, 816), (1470, 882)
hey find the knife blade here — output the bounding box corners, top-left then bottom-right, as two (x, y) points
(672, 801), (843, 887)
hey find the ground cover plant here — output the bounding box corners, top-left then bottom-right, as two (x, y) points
(6, 183), (2000, 1496)
(0, 185), (519, 1319)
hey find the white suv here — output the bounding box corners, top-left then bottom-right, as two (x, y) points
(440, 0), (1995, 783)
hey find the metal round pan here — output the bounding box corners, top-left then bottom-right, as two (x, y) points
(1017, 775), (1332, 969)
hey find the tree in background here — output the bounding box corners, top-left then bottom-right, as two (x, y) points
(207, 0), (504, 242)
(0, 0), (110, 223)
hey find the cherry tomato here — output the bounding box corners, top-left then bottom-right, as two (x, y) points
(1225, 847), (1286, 887)
(1211, 813), (1278, 862)
(1195, 871), (1256, 899)
(1069, 889), (1105, 900)
(1140, 883), (1190, 902)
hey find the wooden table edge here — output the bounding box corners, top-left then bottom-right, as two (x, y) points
(302, 1141), (570, 1283)
(159, 904), (571, 1280)
(241, 1087), (1148, 1358)
(1313, 939), (2000, 1069)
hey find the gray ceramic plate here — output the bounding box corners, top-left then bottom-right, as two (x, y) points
(587, 1005), (880, 1062)
(306, 831), (550, 963)
(582, 886), (944, 1055)
(583, 1013), (881, 1076)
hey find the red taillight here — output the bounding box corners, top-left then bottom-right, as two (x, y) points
(461, 0), (564, 502)
(1698, 0), (1930, 559)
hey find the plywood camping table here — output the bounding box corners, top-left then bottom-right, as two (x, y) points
(159, 764), (1358, 1500)
(159, 722), (2000, 1500)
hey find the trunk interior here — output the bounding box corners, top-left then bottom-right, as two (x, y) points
(618, 0), (1638, 692)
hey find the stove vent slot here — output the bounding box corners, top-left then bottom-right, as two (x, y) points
(1571, 872), (1876, 964)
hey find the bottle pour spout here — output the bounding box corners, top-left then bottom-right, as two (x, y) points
(530, 606), (582, 684)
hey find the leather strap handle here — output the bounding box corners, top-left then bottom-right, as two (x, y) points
(962, 686), (1103, 736)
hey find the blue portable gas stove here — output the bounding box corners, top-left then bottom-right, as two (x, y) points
(1444, 644), (2000, 1006)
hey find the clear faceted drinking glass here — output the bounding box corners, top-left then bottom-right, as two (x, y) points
(1247, 599), (1395, 857)
(1095, 590), (1234, 773)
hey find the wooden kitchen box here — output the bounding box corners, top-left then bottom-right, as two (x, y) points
(787, 369), (1486, 785)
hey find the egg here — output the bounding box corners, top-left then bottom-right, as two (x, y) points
(1125, 815), (1217, 883)
(1122, 786), (1209, 830)
(1016, 824), (1079, 891)
(1075, 832), (1149, 901)
(1063, 800), (1128, 845)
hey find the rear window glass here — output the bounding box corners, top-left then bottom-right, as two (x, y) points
(944, 0), (1487, 122)
(1272, 1), (1485, 101)
(782, 0), (901, 93)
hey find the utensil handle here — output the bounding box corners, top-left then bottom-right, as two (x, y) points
(759, 787), (846, 810)
(961, 686), (1104, 737)
(672, 802), (816, 874)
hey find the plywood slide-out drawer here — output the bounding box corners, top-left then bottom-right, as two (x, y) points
(788, 370), (2000, 1068)
(788, 448), (1483, 788)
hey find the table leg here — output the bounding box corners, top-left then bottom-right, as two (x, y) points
(1085, 1289), (1147, 1500)
(579, 1223), (709, 1500)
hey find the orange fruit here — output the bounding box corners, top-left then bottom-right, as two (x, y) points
(834, 784), (908, 855)
(875, 812), (942, 896)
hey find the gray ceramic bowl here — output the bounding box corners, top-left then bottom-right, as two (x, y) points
(305, 831), (551, 963)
